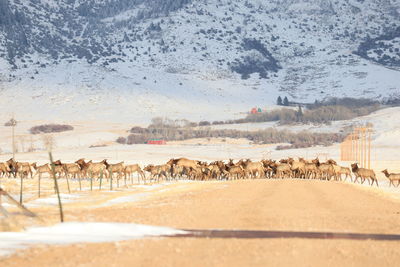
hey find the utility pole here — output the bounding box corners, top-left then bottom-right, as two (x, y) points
(5, 116), (17, 159)
(12, 116), (16, 159)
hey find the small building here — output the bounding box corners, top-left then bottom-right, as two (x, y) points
(146, 139), (167, 145)
(250, 107), (258, 114)
(250, 107), (263, 114)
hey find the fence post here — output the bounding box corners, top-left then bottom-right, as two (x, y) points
(341, 126), (373, 168)
(19, 174), (23, 204)
(49, 152), (64, 223)
(368, 129), (371, 169)
(90, 172), (93, 191)
(38, 175), (41, 198)
(99, 170), (103, 190)
(110, 169), (113, 190)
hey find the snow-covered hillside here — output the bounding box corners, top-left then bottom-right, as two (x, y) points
(0, 0), (399, 123)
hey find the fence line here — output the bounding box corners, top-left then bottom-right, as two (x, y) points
(341, 126), (372, 168)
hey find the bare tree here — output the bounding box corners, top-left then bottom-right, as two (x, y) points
(18, 136), (27, 153)
(4, 117), (17, 158)
(28, 136), (35, 152)
(41, 134), (55, 152)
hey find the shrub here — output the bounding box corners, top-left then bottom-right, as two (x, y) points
(199, 121), (211, 126)
(30, 124), (74, 134)
(130, 126), (148, 134)
(4, 119), (17, 126)
(127, 134), (147, 144)
(383, 96), (400, 106)
(116, 137), (127, 144)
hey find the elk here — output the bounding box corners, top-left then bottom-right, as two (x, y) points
(330, 164), (342, 181)
(318, 163), (335, 181)
(17, 163), (34, 178)
(32, 163), (52, 179)
(226, 165), (244, 180)
(51, 160), (67, 178)
(275, 164), (292, 179)
(167, 158), (200, 178)
(381, 169), (400, 187)
(208, 164), (222, 180)
(304, 163), (318, 179)
(244, 161), (265, 179)
(124, 164), (146, 183)
(75, 158), (92, 178)
(351, 163), (378, 186)
(6, 158), (18, 178)
(172, 165), (187, 179)
(338, 167), (352, 182)
(105, 161), (125, 180)
(187, 166), (210, 181)
(290, 159), (306, 179)
(144, 164), (170, 182)
(168, 158), (200, 170)
(0, 162), (11, 178)
(86, 159), (108, 179)
(63, 163), (82, 179)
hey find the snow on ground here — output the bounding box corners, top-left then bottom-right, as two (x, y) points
(27, 193), (83, 207)
(100, 193), (149, 207)
(1, 104), (399, 166)
(0, 222), (186, 256)
(0, 106), (399, 206)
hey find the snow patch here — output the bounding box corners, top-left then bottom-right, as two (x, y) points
(101, 193), (149, 206)
(27, 193), (82, 207)
(0, 222), (186, 257)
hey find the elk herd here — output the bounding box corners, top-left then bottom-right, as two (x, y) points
(0, 158), (145, 183)
(1, 157), (399, 187)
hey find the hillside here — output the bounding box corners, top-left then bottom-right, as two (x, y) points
(0, 0), (399, 123)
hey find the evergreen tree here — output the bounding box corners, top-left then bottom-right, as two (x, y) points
(283, 96), (289, 106)
(277, 96), (282, 105)
(123, 32), (130, 42)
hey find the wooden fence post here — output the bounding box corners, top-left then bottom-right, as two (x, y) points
(19, 174), (23, 204)
(99, 170), (103, 190)
(110, 170), (113, 190)
(49, 152), (64, 223)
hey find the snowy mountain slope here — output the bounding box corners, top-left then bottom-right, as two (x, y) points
(0, 0), (399, 123)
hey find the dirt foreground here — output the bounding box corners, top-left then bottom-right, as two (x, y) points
(1, 179), (400, 267)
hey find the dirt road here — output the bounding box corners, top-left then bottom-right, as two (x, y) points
(2, 179), (400, 266)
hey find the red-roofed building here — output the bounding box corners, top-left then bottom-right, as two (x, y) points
(146, 139), (167, 145)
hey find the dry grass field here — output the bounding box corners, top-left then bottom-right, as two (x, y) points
(1, 179), (400, 267)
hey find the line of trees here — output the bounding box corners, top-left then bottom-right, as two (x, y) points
(232, 97), (381, 125)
